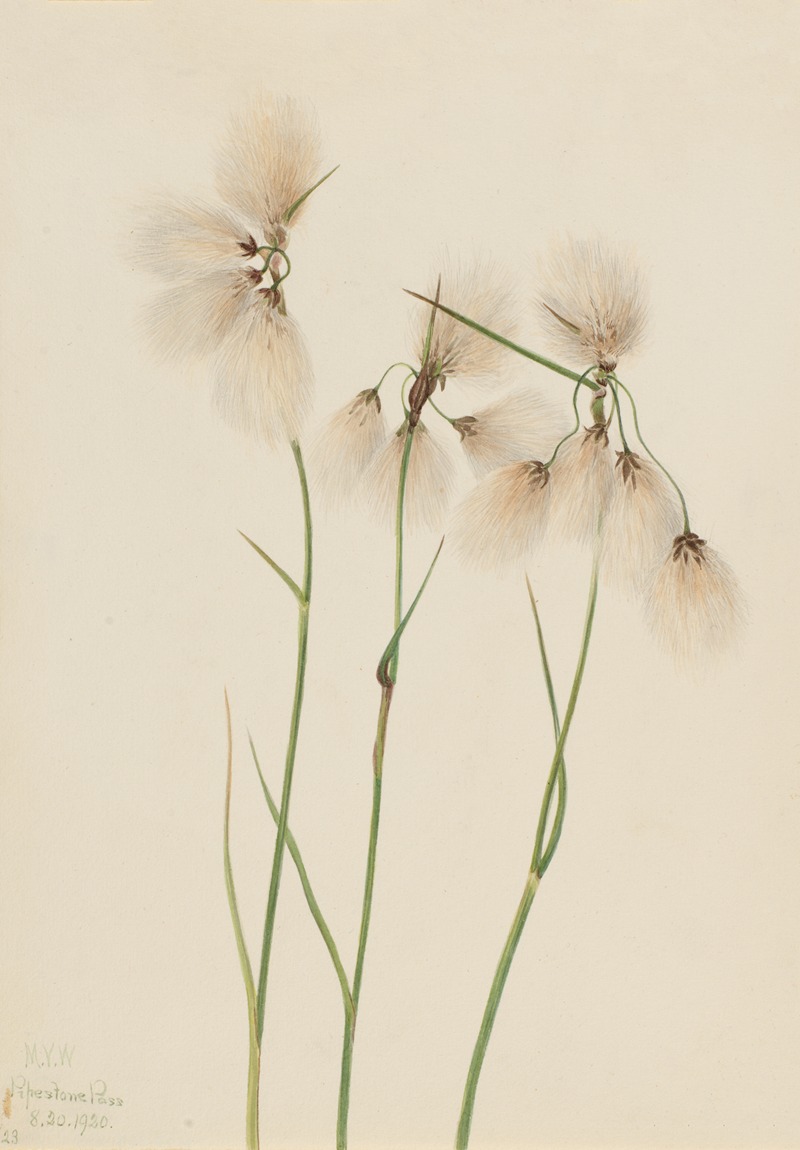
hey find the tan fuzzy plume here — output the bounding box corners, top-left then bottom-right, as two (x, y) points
(548, 425), (615, 545)
(645, 533), (745, 665)
(143, 267), (259, 364)
(602, 452), (684, 592)
(365, 421), (455, 532)
(454, 388), (571, 477)
(310, 389), (387, 511)
(216, 95), (323, 238)
(539, 238), (647, 372)
(414, 257), (520, 389)
(131, 196), (255, 280)
(452, 460), (551, 571)
(212, 298), (315, 446)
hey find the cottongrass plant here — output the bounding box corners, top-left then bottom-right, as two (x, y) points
(132, 94), (336, 1150)
(308, 258), (569, 1149)
(407, 236), (744, 1148)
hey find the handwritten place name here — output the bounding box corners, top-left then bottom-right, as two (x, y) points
(7, 1078), (123, 1111)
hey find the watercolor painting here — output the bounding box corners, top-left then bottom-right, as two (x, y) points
(3, 4), (799, 1150)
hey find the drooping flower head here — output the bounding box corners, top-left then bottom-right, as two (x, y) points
(453, 389), (571, 478)
(601, 451), (684, 592)
(319, 259), (522, 530)
(451, 460), (551, 571)
(645, 533), (745, 664)
(548, 423), (615, 545)
(539, 238), (647, 373)
(133, 95), (330, 447)
(310, 389), (387, 512)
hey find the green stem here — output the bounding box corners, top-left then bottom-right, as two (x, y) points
(543, 369), (595, 468)
(613, 376), (691, 532)
(456, 556), (600, 1149)
(222, 691), (261, 1150)
(607, 379), (630, 452)
(248, 734), (354, 1028)
(254, 440), (313, 1043)
(456, 871), (540, 1150)
(374, 361), (417, 395)
(392, 425), (415, 676)
(427, 396), (457, 425)
(336, 423), (416, 1150)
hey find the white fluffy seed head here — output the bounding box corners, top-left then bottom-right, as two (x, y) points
(130, 196), (255, 280)
(310, 390), (387, 512)
(142, 267), (259, 364)
(602, 452), (684, 592)
(455, 388), (571, 477)
(539, 238), (647, 372)
(216, 95), (323, 238)
(414, 257), (520, 389)
(364, 421), (455, 532)
(645, 534), (746, 665)
(451, 460), (551, 571)
(548, 425), (615, 546)
(211, 300), (314, 446)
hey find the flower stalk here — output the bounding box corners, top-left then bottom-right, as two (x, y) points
(249, 440), (313, 1144)
(337, 297), (444, 1149)
(456, 555), (600, 1149)
(336, 420), (412, 1150)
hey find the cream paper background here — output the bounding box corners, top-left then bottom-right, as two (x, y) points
(2, 2), (798, 1148)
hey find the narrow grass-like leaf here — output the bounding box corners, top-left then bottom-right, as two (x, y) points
(223, 690), (261, 1150)
(238, 530), (305, 606)
(284, 165), (340, 222)
(377, 537), (445, 687)
(248, 733), (354, 1025)
(403, 289), (600, 389)
(525, 576), (566, 873)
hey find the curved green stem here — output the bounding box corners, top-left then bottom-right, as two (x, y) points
(400, 374), (415, 418)
(543, 368), (595, 468)
(270, 250), (292, 291)
(254, 440), (313, 1053)
(613, 376), (691, 532)
(427, 396), (457, 425)
(222, 691), (261, 1150)
(374, 361), (418, 395)
(456, 556), (600, 1149)
(607, 379), (630, 452)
